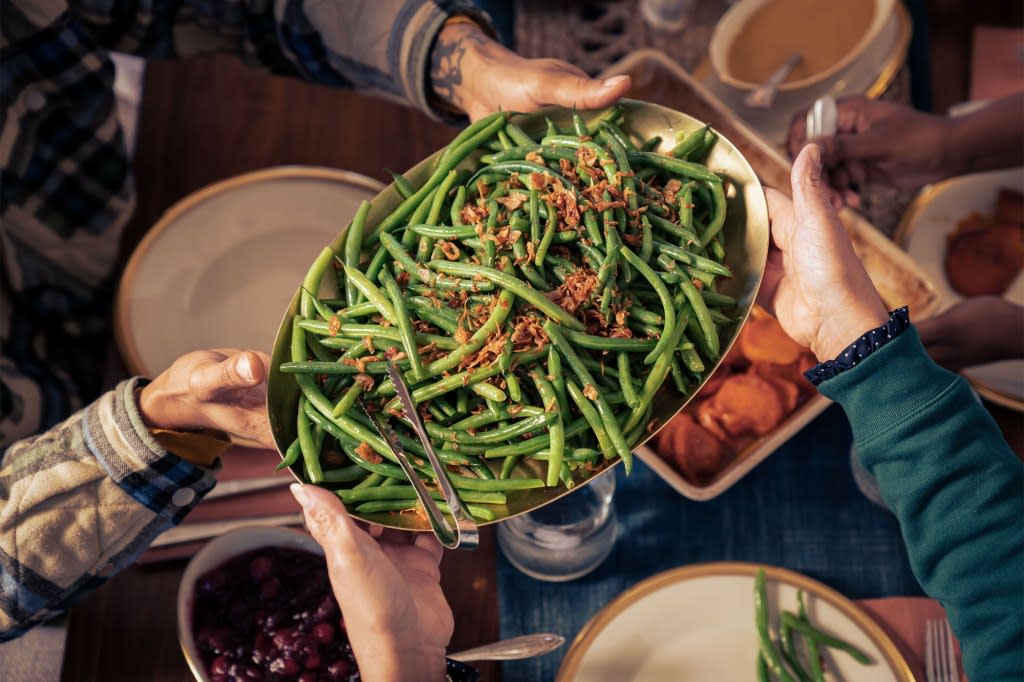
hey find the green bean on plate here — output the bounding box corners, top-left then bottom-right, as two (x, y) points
(267, 100), (769, 529)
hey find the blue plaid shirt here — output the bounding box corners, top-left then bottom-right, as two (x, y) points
(0, 0), (489, 644)
(0, 0), (487, 447)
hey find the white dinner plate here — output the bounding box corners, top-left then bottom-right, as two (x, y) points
(895, 167), (1024, 411)
(700, 2), (911, 147)
(116, 166), (383, 377)
(557, 562), (914, 682)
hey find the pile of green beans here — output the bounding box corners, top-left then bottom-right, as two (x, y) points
(754, 569), (872, 681)
(278, 106), (738, 520)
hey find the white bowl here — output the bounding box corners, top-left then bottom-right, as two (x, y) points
(176, 526), (323, 682)
(709, 0), (896, 93)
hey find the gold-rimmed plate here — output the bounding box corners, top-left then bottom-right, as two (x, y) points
(116, 166), (384, 377)
(267, 100), (770, 530)
(557, 562), (915, 682)
(894, 167), (1024, 412)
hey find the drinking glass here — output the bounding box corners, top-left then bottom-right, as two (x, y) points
(497, 469), (617, 582)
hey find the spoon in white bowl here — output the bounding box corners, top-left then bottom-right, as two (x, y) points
(744, 53), (802, 109)
(449, 633), (565, 662)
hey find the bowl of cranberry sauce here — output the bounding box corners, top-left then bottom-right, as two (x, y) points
(177, 527), (358, 682)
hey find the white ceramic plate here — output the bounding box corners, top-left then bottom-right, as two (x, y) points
(895, 167), (1024, 411)
(701, 2), (911, 146)
(116, 167), (383, 377)
(556, 562), (914, 682)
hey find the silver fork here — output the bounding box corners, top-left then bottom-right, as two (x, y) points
(925, 618), (959, 682)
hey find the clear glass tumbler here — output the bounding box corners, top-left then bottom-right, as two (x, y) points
(497, 469), (617, 582)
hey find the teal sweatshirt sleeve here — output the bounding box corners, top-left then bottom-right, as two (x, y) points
(818, 326), (1024, 681)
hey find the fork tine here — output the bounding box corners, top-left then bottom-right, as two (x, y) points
(925, 619), (936, 682)
(942, 618), (958, 681)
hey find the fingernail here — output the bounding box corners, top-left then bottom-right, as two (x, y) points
(290, 483), (311, 510)
(602, 75), (628, 88)
(237, 354), (255, 382)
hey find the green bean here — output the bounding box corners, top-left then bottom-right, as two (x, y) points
(344, 201), (372, 306)
(408, 224), (479, 239)
(565, 380), (615, 460)
(354, 473), (385, 489)
(756, 569), (797, 682)
(483, 417), (590, 458)
(798, 592), (825, 682)
(618, 246), (676, 366)
(781, 621), (813, 682)
(563, 329), (658, 352)
(622, 313), (687, 434)
(699, 179), (727, 248)
(617, 352), (641, 409)
(506, 373), (523, 403)
(430, 261), (585, 331)
(371, 112), (507, 243)
(275, 438), (301, 472)
(505, 122), (537, 147)
(640, 136), (662, 152)
(296, 396), (324, 484)
(779, 613), (871, 665)
(546, 324), (632, 470)
(339, 486), (506, 505)
(678, 276), (720, 359)
(654, 241), (733, 277)
(379, 269), (426, 380)
(354, 499), (497, 521)
(672, 125), (709, 159)
(471, 381), (507, 403)
(528, 368), (564, 487)
(407, 297), (460, 335)
(757, 653), (770, 682)
(627, 151), (721, 183)
(701, 290), (736, 307)
(320, 465), (366, 483)
(387, 170), (417, 199)
(301, 247), (335, 320)
(646, 211), (700, 245)
(344, 265), (396, 324)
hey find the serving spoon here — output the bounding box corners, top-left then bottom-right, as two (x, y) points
(449, 633), (565, 662)
(744, 53), (802, 109)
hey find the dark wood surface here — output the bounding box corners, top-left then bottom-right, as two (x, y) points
(63, 54), (501, 682)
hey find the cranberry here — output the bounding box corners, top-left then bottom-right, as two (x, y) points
(312, 622), (334, 645)
(192, 546), (356, 680)
(248, 555), (274, 582)
(259, 576), (280, 600)
(326, 658), (352, 679)
(297, 673), (318, 682)
(269, 656), (301, 676)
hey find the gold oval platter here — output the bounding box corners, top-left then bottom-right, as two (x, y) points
(267, 99), (770, 530)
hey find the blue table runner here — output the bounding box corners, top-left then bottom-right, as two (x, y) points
(496, 405), (924, 681)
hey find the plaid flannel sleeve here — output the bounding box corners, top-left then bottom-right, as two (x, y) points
(71, 0), (493, 118)
(0, 378), (215, 641)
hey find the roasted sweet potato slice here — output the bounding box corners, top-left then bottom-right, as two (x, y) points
(737, 315), (805, 365)
(945, 224), (1024, 297)
(697, 399), (731, 441)
(657, 413), (729, 485)
(708, 374), (784, 436)
(752, 367), (800, 412)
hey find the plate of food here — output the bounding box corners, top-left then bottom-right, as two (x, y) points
(895, 167), (1024, 410)
(267, 100), (771, 529)
(556, 562), (914, 682)
(116, 167), (384, 377)
(637, 208), (940, 500)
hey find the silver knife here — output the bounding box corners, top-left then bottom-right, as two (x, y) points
(150, 513), (304, 548)
(205, 476), (293, 500)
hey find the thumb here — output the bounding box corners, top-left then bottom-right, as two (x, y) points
(189, 350), (264, 401)
(291, 483), (365, 564)
(543, 72), (631, 111)
(791, 144), (838, 225)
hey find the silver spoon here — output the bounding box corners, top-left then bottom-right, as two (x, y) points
(744, 53), (802, 109)
(448, 633), (566, 662)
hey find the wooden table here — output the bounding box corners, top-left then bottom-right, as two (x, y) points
(62, 54), (502, 682)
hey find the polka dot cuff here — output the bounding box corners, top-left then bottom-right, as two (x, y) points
(804, 307), (911, 386)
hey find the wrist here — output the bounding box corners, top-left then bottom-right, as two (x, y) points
(811, 303), (889, 361)
(354, 641), (448, 682)
(938, 115), (973, 179)
(430, 20), (496, 116)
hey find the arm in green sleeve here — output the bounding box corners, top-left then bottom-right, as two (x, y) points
(819, 327), (1024, 681)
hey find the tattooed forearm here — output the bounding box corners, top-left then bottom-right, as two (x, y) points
(430, 24), (489, 110)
